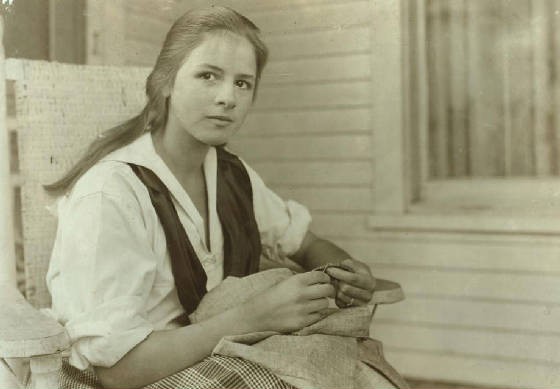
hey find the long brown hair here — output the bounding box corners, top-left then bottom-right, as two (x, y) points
(45, 6), (268, 193)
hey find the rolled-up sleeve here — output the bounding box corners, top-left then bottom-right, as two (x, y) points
(241, 161), (312, 261)
(48, 183), (157, 370)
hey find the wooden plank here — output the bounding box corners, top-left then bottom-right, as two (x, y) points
(266, 26), (370, 60)
(229, 135), (371, 161)
(419, 178), (560, 214)
(254, 81), (370, 110)
(125, 11), (170, 47)
(448, 0), (468, 177)
(272, 187), (371, 212)
(503, 0), (534, 175)
(415, 0), (430, 185)
(370, 0), (407, 213)
(466, 1), (505, 176)
(0, 16), (17, 286)
(241, 108), (370, 136)
(333, 235), (560, 274)
(248, 1), (371, 34)
(384, 349), (560, 388)
(369, 212), (560, 235)
(426, 0), (450, 178)
(262, 54), (370, 84)
(371, 322), (560, 364)
(554, 0), (560, 174)
(532, 0), (553, 175)
(175, 0), (357, 14)
(375, 297), (560, 334)
(124, 40), (160, 66)
(127, 0), (177, 24)
(250, 161), (370, 186)
(311, 213), (369, 238)
(175, 0), (369, 34)
(370, 265), (560, 304)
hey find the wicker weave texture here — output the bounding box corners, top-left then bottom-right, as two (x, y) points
(14, 60), (151, 308)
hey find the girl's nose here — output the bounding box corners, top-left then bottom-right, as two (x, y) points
(214, 82), (236, 109)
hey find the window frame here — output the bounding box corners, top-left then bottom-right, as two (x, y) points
(368, 0), (560, 235)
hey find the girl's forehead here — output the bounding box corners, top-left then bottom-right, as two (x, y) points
(182, 32), (257, 75)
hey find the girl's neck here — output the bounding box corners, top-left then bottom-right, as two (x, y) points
(152, 121), (209, 178)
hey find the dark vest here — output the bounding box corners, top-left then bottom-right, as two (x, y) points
(128, 147), (261, 324)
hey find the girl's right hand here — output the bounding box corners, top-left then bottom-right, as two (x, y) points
(243, 271), (335, 333)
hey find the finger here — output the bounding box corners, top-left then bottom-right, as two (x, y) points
(305, 297), (330, 313)
(338, 258), (364, 272)
(303, 283), (336, 300)
(299, 270), (331, 285)
(337, 282), (372, 302)
(336, 290), (367, 307)
(326, 267), (372, 290)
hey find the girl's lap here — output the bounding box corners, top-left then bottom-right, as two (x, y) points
(60, 355), (295, 389)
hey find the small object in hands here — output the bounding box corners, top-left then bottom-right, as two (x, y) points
(312, 262), (353, 277)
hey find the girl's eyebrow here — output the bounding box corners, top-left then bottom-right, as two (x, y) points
(199, 63), (255, 80)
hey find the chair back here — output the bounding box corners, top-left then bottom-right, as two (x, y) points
(9, 59), (151, 308)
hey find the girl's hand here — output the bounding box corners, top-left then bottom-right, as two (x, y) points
(243, 271), (335, 333)
(326, 258), (376, 308)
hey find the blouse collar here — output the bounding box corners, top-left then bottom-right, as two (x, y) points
(102, 132), (218, 250)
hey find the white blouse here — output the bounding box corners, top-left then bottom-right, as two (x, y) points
(43, 132), (311, 370)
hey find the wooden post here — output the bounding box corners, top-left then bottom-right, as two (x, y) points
(0, 15), (17, 286)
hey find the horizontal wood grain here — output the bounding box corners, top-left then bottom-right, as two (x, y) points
(266, 26), (370, 60)
(255, 80), (370, 110)
(332, 236), (560, 274)
(241, 107), (370, 136)
(273, 186), (371, 212)
(251, 161), (371, 186)
(246, 0), (371, 34)
(262, 53), (370, 84)
(375, 297), (560, 334)
(371, 322), (560, 364)
(229, 134), (371, 160)
(385, 348), (560, 388)
(370, 265), (560, 304)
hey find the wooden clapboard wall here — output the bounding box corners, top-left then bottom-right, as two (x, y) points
(103, 0), (560, 387)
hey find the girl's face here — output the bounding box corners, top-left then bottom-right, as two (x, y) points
(167, 31), (257, 146)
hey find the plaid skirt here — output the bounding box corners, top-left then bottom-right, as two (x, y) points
(60, 355), (296, 389)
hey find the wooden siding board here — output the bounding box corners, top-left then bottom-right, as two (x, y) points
(247, 1), (371, 34)
(372, 322), (560, 365)
(371, 266), (560, 304)
(273, 187), (371, 212)
(125, 12), (169, 47)
(241, 108), (371, 136)
(255, 81), (370, 110)
(333, 236), (560, 274)
(384, 349), (560, 388)
(250, 161), (370, 186)
(265, 26), (370, 60)
(376, 297), (560, 334)
(263, 54), (370, 84)
(229, 135), (371, 161)
(124, 40), (160, 66)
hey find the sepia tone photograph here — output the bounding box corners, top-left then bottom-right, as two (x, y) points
(0, 0), (559, 388)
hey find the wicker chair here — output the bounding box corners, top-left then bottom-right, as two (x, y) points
(0, 33), (404, 389)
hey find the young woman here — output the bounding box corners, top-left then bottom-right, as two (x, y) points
(45, 6), (378, 389)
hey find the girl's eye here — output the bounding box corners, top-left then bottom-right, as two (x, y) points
(199, 72), (216, 81)
(235, 80), (252, 90)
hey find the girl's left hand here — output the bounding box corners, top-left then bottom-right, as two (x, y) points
(325, 258), (376, 308)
